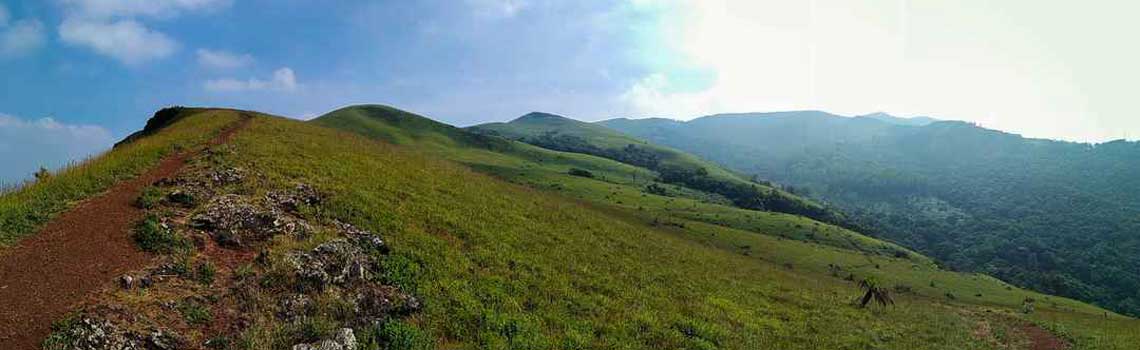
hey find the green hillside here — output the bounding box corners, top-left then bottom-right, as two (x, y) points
(313, 105), (1137, 348)
(469, 112), (844, 226)
(603, 112), (1140, 318)
(3, 107), (1136, 349)
(0, 108), (242, 246)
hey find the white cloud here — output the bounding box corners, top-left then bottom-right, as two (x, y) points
(468, 0), (528, 18)
(0, 4), (47, 58)
(1, 19), (46, 58)
(56, 0), (230, 64)
(620, 0), (1140, 141)
(196, 48), (254, 69)
(59, 19), (178, 64)
(204, 67), (299, 92)
(0, 113), (115, 186)
(58, 0), (231, 20)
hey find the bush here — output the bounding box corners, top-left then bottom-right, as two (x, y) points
(135, 186), (164, 209)
(645, 183), (669, 196)
(34, 167), (52, 182)
(567, 168), (595, 178)
(179, 299), (213, 325)
(197, 261), (217, 285)
(132, 215), (187, 253)
(378, 320), (431, 350)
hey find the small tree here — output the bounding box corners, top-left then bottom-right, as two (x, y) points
(858, 278), (894, 308)
(34, 167), (52, 182)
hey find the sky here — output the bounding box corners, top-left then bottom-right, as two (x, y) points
(2, 0), (1139, 184)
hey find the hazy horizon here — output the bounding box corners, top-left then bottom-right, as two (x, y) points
(4, 0), (1140, 183)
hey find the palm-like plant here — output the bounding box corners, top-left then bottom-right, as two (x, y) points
(858, 278), (894, 308)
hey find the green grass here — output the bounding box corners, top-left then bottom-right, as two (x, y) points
(211, 111), (1136, 348)
(0, 109), (240, 247)
(467, 110), (826, 213)
(14, 106), (1138, 348)
(132, 214), (189, 253)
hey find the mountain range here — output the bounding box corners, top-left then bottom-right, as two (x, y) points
(0, 105), (1135, 349)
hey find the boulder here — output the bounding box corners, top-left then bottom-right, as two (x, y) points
(352, 285), (422, 320)
(192, 194), (312, 247)
(292, 328), (356, 350)
(46, 317), (181, 350)
(285, 239), (372, 290)
(267, 184), (322, 213)
(334, 221), (387, 254)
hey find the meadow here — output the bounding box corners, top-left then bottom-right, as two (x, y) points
(6, 107), (1137, 349)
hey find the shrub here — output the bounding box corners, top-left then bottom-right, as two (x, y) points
(377, 320), (431, 350)
(133, 215), (187, 253)
(34, 167), (52, 182)
(645, 183), (669, 196)
(135, 186), (164, 209)
(179, 300), (212, 325)
(197, 261), (217, 285)
(567, 168), (595, 178)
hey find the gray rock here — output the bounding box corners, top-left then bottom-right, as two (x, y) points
(292, 328), (356, 350)
(46, 317), (181, 350)
(334, 221), (387, 254)
(192, 194), (312, 247)
(286, 239), (372, 289)
(118, 275), (133, 290)
(267, 184), (322, 213)
(278, 294), (314, 322)
(353, 285), (422, 319)
(209, 168), (245, 185)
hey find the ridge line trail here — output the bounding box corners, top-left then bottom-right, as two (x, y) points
(0, 117), (250, 349)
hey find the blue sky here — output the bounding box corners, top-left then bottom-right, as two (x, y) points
(3, 0), (1140, 184)
(0, 0), (679, 184)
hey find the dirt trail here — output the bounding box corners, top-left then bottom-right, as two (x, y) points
(1022, 323), (1069, 350)
(0, 117), (249, 350)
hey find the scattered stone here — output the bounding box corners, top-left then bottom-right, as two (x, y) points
(192, 194), (314, 247)
(292, 328), (356, 350)
(285, 239), (372, 289)
(267, 184), (322, 213)
(118, 275), (134, 290)
(352, 285), (422, 320)
(138, 276), (154, 289)
(334, 221), (387, 254)
(278, 294), (314, 322)
(46, 317), (182, 350)
(209, 168), (245, 185)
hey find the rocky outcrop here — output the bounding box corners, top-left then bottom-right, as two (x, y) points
(291, 328), (357, 350)
(44, 317), (181, 350)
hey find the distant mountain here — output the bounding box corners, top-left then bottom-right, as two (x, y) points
(3, 104), (1135, 348)
(603, 112), (1140, 317)
(857, 112), (939, 126)
(470, 111), (846, 225)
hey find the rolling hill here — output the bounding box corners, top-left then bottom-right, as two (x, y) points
(0, 106), (1135, 349)
(316, 105), (1138, 348)
(468, 112), (845, 227)
(603, 111), (1140, 318)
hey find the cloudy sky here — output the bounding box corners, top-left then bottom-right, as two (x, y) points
(2, 0), (1139, 184)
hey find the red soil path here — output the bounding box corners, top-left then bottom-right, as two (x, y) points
(0, 118), (248, 349)
(1023, 323), (1069, 350)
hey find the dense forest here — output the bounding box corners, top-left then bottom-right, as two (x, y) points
(604, 112), (1140, 316)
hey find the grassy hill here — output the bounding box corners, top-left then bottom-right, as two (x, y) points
(603, 112), (1140, 318)
(1, 106), (1136, 349)
(313, 105), (1137, 348)
(468, 112), (844, 227)
(0, 108), (241, 247)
